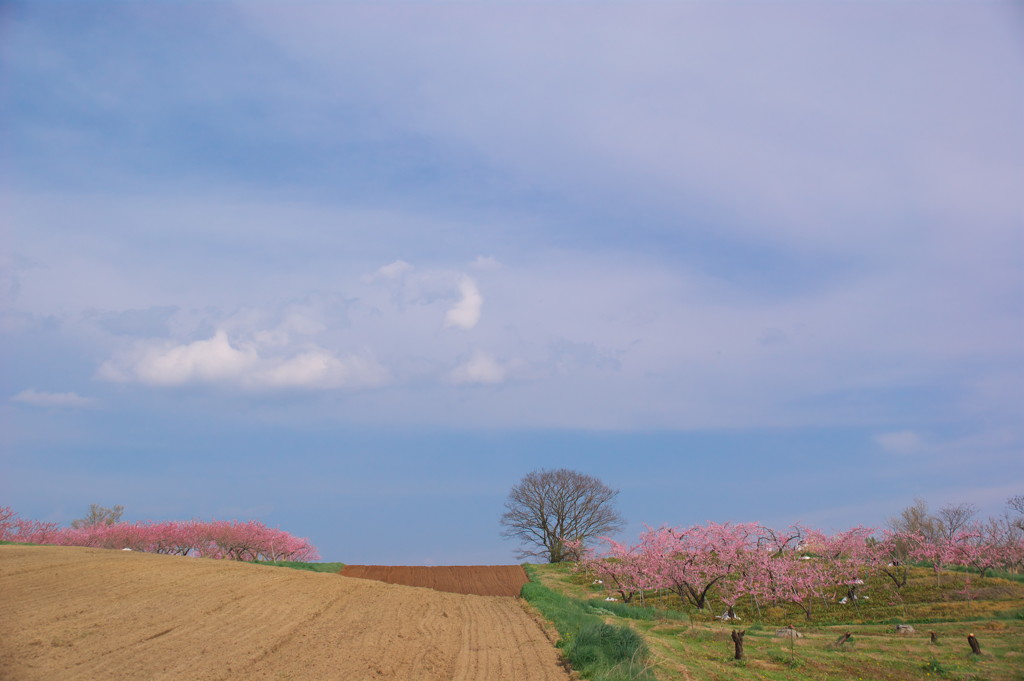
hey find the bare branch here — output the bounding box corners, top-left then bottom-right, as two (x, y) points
(71, 504), (124, 529)
(500, 468), (624, 563)
(936, 503), (977, 540)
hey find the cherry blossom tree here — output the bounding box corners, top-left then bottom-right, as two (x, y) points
(0, 508), (318, 562)
(770, 551), (833, 621)
(635, 522), (759, 613)
(872, 530), (919, 590)
(806, 526), (875, 601)
(0, 508), (62, 544)
(740, 524), (835, 621)
(575, 537), (654, 603)
(0, 506), (16, 539)
(944, 519), (1016, 578)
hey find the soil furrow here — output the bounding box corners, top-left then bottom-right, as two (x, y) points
(0, 545), (569, 681)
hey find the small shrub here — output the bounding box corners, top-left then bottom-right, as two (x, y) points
(767, 651), (803, 668)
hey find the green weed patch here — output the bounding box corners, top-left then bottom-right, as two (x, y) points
(586, 599), (687, 622)
(522, 567), (653, 681)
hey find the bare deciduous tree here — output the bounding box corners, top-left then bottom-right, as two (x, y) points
(888, 499), (977, 542)
(1008, 495), (1024, 531)
(888, 498), (938, 540)
(71, 504), (124, 529)
(935, 502), (977, 540)
(500, 468), (624, 563)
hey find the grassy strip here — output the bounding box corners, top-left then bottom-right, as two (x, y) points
(586, 599), (687, 622)
(522, 565), (654, 681)
(942, 563), (1024, 584)
(254, 560), (345, 573)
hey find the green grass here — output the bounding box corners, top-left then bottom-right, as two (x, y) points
(586, 599), (687, 622)
(254, 560), (345, 573)
(527, 563), (1024, 681)
(943, 563), (1024, 585)
(522, 565), (655, 681)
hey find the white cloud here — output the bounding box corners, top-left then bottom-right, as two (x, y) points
(256, 349), (388, 389)
(469, 255), (503, 271)
(365, 259), (413, 282)
(98, 330), (258, 386)
(449, 351), (505, 385)
(874, 430), (925, 455)
(252, 309), (328, 348)
(444, 276), (483, 330)
(97, 330), (388, 391)
(11, 389), (97, 408)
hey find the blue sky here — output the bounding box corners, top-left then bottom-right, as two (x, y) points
(2, 1), (1022, 564)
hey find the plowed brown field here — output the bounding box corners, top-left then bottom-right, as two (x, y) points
(340, 564), (530, 596)
(0, 545), (570, 681)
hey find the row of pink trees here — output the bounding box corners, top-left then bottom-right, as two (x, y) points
(575, 521), (1024, 621)
(906, 520), (1024, 581)
(885, 497), (1024, 584)
(0, 507), (319, 562)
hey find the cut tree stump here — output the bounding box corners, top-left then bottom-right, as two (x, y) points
(731, 629), (745, 660)
(968, 633), (981, 655)
(833, 632), (852, 647)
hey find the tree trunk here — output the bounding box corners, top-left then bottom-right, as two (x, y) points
(731, 629), (745, 660)
(968, 633), (981, 655)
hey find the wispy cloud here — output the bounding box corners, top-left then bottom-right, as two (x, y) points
(12, 389), (97, 408)
(449, 351), (505, 385)
(366, 259), (413, 282)
(257, 349), (389, 390)
(469, 255), (502, 271)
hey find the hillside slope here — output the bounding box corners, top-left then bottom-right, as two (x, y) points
(0, 545), (569, 681)
(340, 564), (530, 596)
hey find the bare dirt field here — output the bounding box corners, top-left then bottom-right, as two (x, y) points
(0, 545), (571, 681)
(340, 564), (530, 597)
